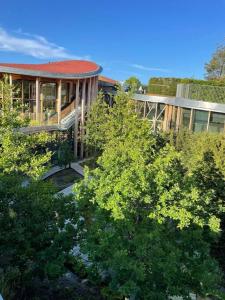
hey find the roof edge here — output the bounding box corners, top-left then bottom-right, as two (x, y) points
(0, 65), (102, 79)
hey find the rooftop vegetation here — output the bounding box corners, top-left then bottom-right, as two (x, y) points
(147, 77), (225, 103)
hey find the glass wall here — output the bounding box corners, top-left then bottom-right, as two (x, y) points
(156, 103), (165, 130)
(208, 112), (225, 133)
(180, 108), (191, 129)
(192, 110), (209, 132)
(61, 82), (69, 108)
(41, 83), (57, 120)
(146, 102), (156, 120)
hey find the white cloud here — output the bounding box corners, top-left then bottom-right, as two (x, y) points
(130, 64), (170, 73)
(0, 27), (90, 60)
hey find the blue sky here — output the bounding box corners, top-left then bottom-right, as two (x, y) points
(0, 0), (224, 83)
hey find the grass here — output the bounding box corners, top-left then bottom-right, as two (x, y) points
(44, 168), (83, 192)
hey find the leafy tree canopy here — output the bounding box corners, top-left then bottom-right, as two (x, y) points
(205, 45), (225, 80)
(74, 91), (225, 299)
(124, 76), (141, 92)
(0, 75), (53, 179)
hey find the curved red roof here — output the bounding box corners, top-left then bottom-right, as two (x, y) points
(99, 75), (117, 85)
(0, 60), (102, 79)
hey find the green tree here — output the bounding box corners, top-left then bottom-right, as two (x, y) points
(205, 45), (225, 80)
(0, 75), (52, 179)
(74, 91), (225, 299)
(0, 175), (77, 299)
(0, 76), (79, 299)
(57, 141), (73, 169)
(124, 76), (141, 92)
(167, 130), (225, 178)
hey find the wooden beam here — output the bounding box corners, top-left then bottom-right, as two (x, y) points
(35, 77), (40, 122)
(57, 79), (62, 124)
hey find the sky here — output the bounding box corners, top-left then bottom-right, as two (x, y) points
(0, 0), (224, 83)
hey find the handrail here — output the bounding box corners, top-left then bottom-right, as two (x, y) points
(61, 100), (75, 119)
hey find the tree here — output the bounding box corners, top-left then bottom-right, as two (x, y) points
(0, 75), (52, 179)
(0, 76), (79, 299)
(124, 76), (141, 92)
(0, 174), (77, 299)
(205, 45), (225, 80)
(74, 91), (225, 299)
(57, 141), (73, 169)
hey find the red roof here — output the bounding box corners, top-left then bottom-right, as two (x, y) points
(99, 75), (117, 85)
(0, 60), (101, 75)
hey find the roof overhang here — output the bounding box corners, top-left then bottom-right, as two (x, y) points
(133, 94), (225, 114)
(0, 61), (102, 79)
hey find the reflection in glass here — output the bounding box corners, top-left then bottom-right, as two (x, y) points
(192, 110), (208, 132)
(181, 108), (191, 129)
(209, 112), (225, 133)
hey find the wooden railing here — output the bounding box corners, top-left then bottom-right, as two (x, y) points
(20, 100), (76, 126)
(61, 100), (75, 120)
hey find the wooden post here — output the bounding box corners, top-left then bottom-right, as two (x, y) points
(162, 104), (169, 131)
(175, 107), (181, 132)
(9, 74), (13, 105)
(35, 77), (40, 123)
(69, 81), (73, 103)
(57, 80), (62, 124)
(80, 79), (86, 159)
(74, 113), (78, 158)
(95, 76), (98, 99)
(87, 77), (92, 111)
(75, 79), (80, 108)
(206, 111), (211, 132)
(153, 103), (158, 132)
(189, 109), (194, 131)
(21, 80), (24, 113)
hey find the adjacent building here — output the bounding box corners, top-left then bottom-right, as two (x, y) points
(133, 83), (225, 134)
(0, 59), (224, 160)
(0, 60), (102, 157)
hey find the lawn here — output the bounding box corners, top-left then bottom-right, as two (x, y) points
(45, 168), (83, 192)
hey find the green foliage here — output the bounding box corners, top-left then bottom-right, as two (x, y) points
(0, 76), (80, 299)
(74, 91), (225, 299)
(169, 130), (225, 178)
(148, 77), (225, 97)
(0, 175), (77, 299)
(0, 75), (53, 179)
(57, 141), (73, 169)
(124, 76), (141, 92)
(205, 45), (225, 80)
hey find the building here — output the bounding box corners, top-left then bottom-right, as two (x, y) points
(1, 59), (224, 160)
(133, 83), (225, 133)
(0, 60), (102, 158)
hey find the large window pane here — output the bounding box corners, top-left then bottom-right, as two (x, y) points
(146, 102), (156, 120)
(41, 83), (57, 116)
(61, 82), (69, 107)
(209, 112), (225, 133)
(181, 108), (191, 129)
(192, 110), (208, 132)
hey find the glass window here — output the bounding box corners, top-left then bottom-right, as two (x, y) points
(61, 82), (69, 107)
(170, 106), (177, 129)
(41, 83), (57, 115)
(23, 80), (36, 100)
(192, 110), (209, 132)
(156, 103), (165, 130)
(181, 108), (191, 129)
(12, 80), (22, 99)
(208, 112), (225, 133)
(146, 102), (156, 120)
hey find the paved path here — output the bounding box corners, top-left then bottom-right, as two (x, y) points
(43, 159), (90, 196)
